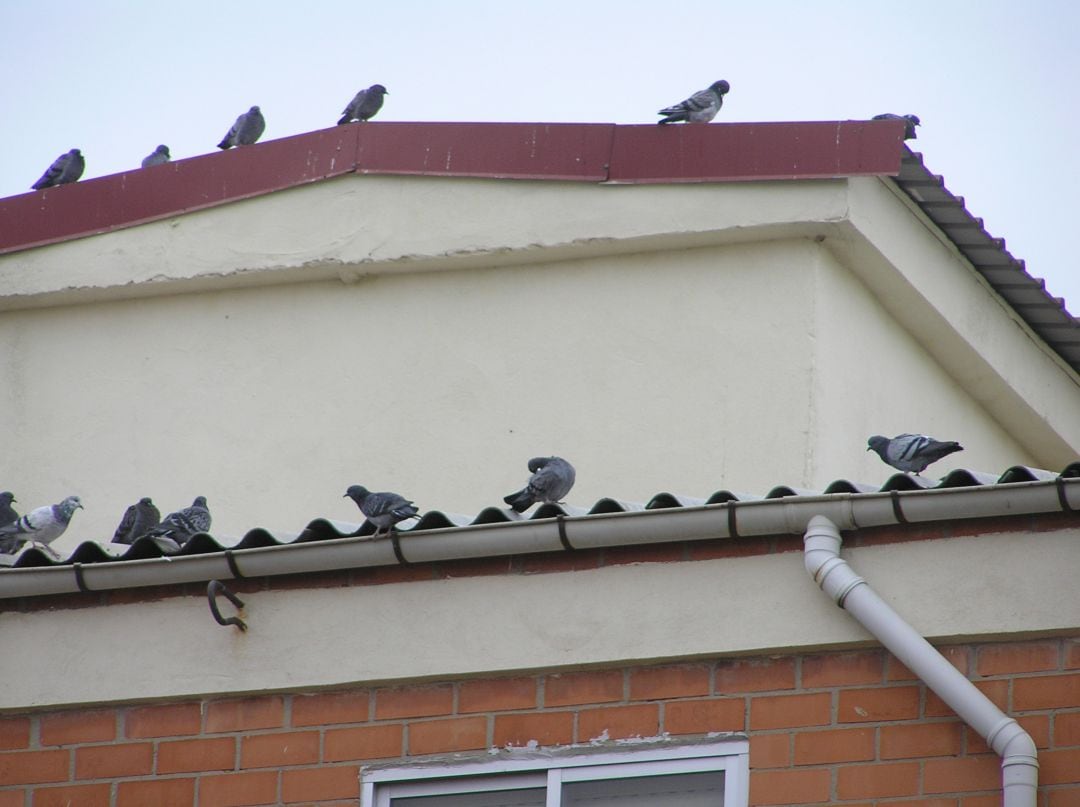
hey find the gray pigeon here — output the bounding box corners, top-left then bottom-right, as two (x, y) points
(872, 113), (921, 140)
(503, 456), (576, 513)
(657, 80), (730, 125)
(145, 496), (211, 546)
(0, 492), (19, 554)
(0, 495), (83, 553)
(141, 145), (171, 168)
(31, 149), (85, 190)
(111, 497), (162, 545)
(867, 433), (964, 474)
(337, 84), (389, 125)
(217, 106), (265, 149)
(344, 485), (421, 538)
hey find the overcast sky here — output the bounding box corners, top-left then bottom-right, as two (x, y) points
(2, 1), (1078, 313)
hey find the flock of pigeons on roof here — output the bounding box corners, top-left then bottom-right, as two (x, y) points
(0, 435), (959, 561)
(27, 78), (921, 190)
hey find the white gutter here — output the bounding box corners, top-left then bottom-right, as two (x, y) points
(804, 514), (1038, 806)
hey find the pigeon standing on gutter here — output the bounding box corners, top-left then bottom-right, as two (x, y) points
(31, 149), (85, 189)
(872, 113), (920, 140)
(504, 456), (576, 512)
(337, 84), (388, 124)
(141, 145), (171, 167)
(657, 80), (730, 124)
(112, 497), (162, 545)
(0, 495), (83, 554)
(145, 496), (211, 546)
(867, 433), (963, 474)
(344, 485), (421, 538)
(217, 106), (265, 149)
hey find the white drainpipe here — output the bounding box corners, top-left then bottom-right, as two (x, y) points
(803, 514), (1038, 805)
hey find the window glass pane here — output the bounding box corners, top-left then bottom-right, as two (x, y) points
(562, 770), (725, 806)
(390, 788), (546, 807)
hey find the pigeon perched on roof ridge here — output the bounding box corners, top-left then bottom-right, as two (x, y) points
(112, 496), (162, 545)
(0, 492), (19, 554)
(867, 433), (964, 474)
(141, 144), (171, 168)
(337, 84), (388, 125)
(504, 456), (576, 513)
(872, 113), (921, 140)
(217, 106), (265, 149)
(657, 80), (730, 125)
(344, 485), (421, 538)
(0, 495), (83, 554)
(145, 496), (211, 546)
(31, 149), (85, 190)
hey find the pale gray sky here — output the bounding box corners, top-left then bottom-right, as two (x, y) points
(3, 0), (1078, 312)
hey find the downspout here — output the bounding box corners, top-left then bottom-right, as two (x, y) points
(803, 515), (1038, 806)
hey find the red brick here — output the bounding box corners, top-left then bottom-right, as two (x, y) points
(1056, 711), (1080, 746)
(39, 711), (115, 747)
(493, 712), (573, 747)
(519, 549), (603, 574)
(802, 651), (883, 688)
(688, 537), (770, 560)
(837, 761), (919, 798)
(888, 646), (970, 680)
(0, 718), (30, 751)
(603, 543), (685, 565)
(200, 770), (279, 807)
(1014, 673), (1080, 711)
(664, 698), (744, 735)
(927, 680), (1008, 717)
(793, 727), (874, 764)
(374, 685), (453, 720)
(715, 657), (796, 693)
(853, 523), (948, 546)
(1048, 788), (1080, 807)
(544, 670), (623, 707)
(116, 778), (195, 807)
(960, 797), (1001, 807)
(838, 685), (920, 722)
(438, 556), (516, 578)
(1042, 749), (1080, 784)
(750, 693), (831, 730)
(32, 783), (110, 807)
(205, 696), (284, 733)
(578, 704), (659, 741)
(241, 731), (319, 769)
(291, 691), (370, 727)
(749, 769), (830, 805)
(281, 766), (359, 803)
(1066, 640), (1080, 669)
(880, 722), (962, 759)
(125, 703), (201, 738)
(977, 641), (1060, 676)
(0, 793), (22, 807)
(409, 717), (487, 755)
(324, 724), (403, 762)
(966, 713), (1049, 754)
(629, 665), (710, 700)
(75, 743), (153, 778)
(157, 737), (235, 774)
(749, 733), (789, 768)
(354, 564), (437, 585)
(0, 749), (69, 785)
(883, 801), (958, 807)
(459, 678), (537, 713)
(924, 755), (1002, 793)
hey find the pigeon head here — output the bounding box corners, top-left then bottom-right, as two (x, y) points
(139, 496), (154, 506)
(371, 84), (388, 95)
(866, 435), (889, 456)
(904, 115), (921, 127)
(249, 106), (261, 114)
(710, 80), (731, 95)
(0, 492), (14, 504)
(157, 145), (170, 156)
(70, 149), (82, 157)
(58, 496), (84, 518)
(344, 485), (370, 503)
(192, 496), (208, 508)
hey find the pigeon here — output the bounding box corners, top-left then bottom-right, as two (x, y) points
(141, 144), (171, 168)
(344, 485), (421, 538)
(145, 496), (211, 546)
(0, 495), (83, 553)
(867, 434), (964, 474)
(657, 80), (730, 125)
(111, 497), (162, 545)
(337, 84), (389, 125)
(872, 113), (921, 140)
(503, 456), (576, 513)
(0, 492), (19, 554)
(31, 149), (85, 190)
(217, 106), (265, 149)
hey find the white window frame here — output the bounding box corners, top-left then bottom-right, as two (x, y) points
(361, 738), (749, 806)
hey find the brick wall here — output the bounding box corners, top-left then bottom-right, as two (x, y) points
(1, 637), (1078, 806)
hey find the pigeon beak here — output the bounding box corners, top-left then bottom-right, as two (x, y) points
(866, 446), (872, 452)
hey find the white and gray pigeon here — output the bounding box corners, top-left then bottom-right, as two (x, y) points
(111, 496), (162, 545)
(344, 485), (421, 538)
(867, 433), (964, 474)
(0, 492), (19, 554)
(31, 149), (85, 190)
(141, 145), (171, 168)
(337, 84), (388, 125)
(217, 106), (265, 149)
(503, 456), (576, 513)
(657, 80), (730, 125)
(0, 495), (83, 553)
(145, 496), (211, 546)
(872, 113), (921, 140)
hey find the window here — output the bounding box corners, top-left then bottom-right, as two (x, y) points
(361, 738), (748, 806)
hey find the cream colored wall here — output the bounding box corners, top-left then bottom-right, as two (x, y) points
(1, 526), (1077, 710)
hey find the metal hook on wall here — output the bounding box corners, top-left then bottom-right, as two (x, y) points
(207, 579), (247, 632)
